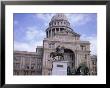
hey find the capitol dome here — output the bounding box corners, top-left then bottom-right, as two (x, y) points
(51, 13), (68, 21)
(46, 13), (75, 38)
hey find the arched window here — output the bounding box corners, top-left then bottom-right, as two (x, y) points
(57, 22), (59, 25)
(61, 22), (62, 25)
(64, 21), (66, 24)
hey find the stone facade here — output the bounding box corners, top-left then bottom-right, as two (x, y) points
(13, 49), (43, 75)
(42, 13), (92, 75)
(90, 55), (97, 75)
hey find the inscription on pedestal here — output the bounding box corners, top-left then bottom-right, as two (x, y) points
(52, 61), (68, 75)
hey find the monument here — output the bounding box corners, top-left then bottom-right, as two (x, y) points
(52, 61), (68, 75)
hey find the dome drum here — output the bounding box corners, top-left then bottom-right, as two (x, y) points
(49, 20), (70, 27)
(46, 27), (73, 38)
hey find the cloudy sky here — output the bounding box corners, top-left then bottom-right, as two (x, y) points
(14, 13), (97, 55)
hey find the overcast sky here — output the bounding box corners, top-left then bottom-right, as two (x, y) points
(14, 13), (97, 55)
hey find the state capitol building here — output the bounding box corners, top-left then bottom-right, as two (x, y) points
(14, 14), (97, 75)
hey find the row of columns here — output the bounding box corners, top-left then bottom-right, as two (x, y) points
(49, 20), (70, 27)
(46, 28), (65, 38)
(14, 56), (41, 70)
(75, 53), (91, 68)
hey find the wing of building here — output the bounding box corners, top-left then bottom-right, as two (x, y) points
(13, 13), (97, 75)
(13, 48), (43, 75)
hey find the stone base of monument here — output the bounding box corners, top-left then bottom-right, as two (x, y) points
(52, 61), (68, 75)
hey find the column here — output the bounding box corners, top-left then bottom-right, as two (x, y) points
(59, 28), (60, 32)
(29, 57), (31, 70)
(53, 28), (54, 36)
(20, 56), (22, 70)
(88, 54), (91, 71)
(77, 54), (80, 67)
(76, 54), (78, 68)
(86, 54), (88, 66)
(51, 28), (52, 37)
(55, 28), (56, 35)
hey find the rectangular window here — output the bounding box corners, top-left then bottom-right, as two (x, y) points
(49, 43), (55, 49)
(49, 44), (51, 48)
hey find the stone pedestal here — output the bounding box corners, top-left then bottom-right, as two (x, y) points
(52, 61), (68, 75)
